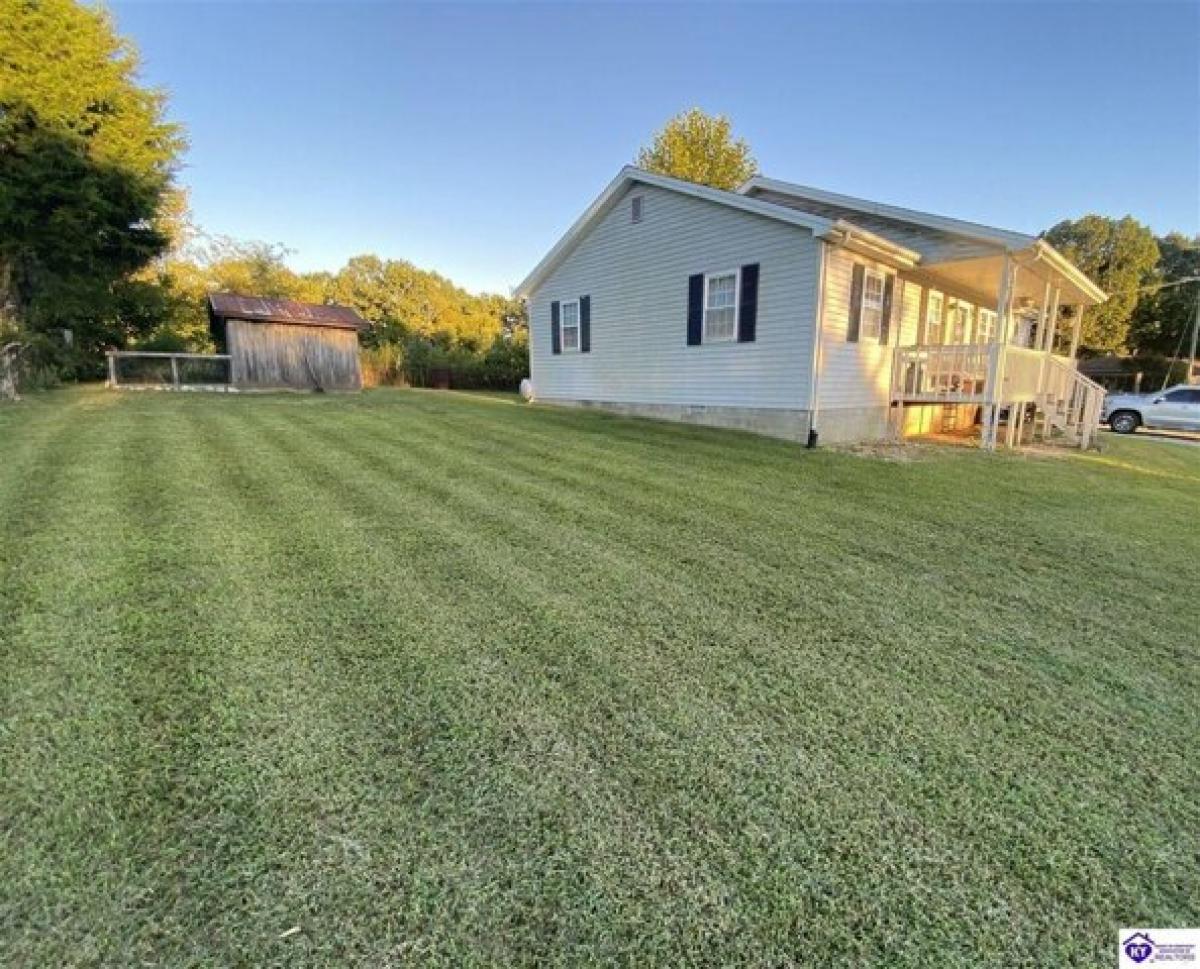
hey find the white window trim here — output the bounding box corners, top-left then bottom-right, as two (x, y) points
(925, 289), (945, 344)
(859, 267), (886, 341)
(703, 269), (740, 344)
(948, 299), (973, 345)
(976, 308), (998, 345)
(559, 298), (580, 353)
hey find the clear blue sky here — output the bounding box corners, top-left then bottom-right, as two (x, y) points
(112, 1), (1199, 295)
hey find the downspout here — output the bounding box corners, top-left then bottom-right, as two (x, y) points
(806, 237), (835, 447)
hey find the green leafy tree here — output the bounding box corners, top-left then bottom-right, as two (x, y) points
(1043, 215), (1160, 353)
(136, 236), (329, 351)
(1128, 232), (1200, 356)
(636, 108), (757, 191)
(0, 0), (185, 373)
(328, 255), (508, 350)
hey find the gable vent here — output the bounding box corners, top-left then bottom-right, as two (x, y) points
(631, 195), (644, 224)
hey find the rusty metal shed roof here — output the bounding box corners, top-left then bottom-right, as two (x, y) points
(207, 293), (367, 330)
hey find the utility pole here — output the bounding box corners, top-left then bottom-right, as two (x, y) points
(1138, 276), (1200, 388)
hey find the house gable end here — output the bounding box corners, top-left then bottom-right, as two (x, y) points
(526, 180), (822, 415)
(516, 167), (832, 299)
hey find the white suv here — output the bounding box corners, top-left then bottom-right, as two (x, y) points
(1102, 384), (1200, 434)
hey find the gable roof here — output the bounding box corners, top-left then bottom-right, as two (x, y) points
(517, 168), (926, 297)
(740, 175), (1105, 303)
(739, 175), (1038, 250)
(207, 293), (367, 330)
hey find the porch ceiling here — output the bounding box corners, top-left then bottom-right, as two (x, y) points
(922, 245), (1105, 308)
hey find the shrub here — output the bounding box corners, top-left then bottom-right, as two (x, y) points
(362, 343), (407, 388)
(395, 333), (527, 391)
(361, 332), (527, 392)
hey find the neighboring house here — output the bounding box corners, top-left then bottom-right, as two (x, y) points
(516, 167), (1107, 449)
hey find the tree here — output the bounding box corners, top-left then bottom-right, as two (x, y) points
(635, 108), (757, 191)
(327, 255), (507, 350)
(1043, 215), (1159, 353)
(134, 236), (329, 352)
(0, 0), (185, 374)
(1128, 232), (1200, 357)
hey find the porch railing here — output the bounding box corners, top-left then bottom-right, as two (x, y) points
(891, 342), (1105, 448)
(1042, 356), (1106, 448)
(892, 344), (995, 402)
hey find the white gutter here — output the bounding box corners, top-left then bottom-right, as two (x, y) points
(824, 220), (920, 270)
(1030, 239), (1107, 303)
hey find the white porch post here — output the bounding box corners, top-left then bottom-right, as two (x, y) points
(1068, 304), (1083, 362)
(1033, 281), (1053, 428)
(983, 254), (1016, 449)
(1038, 281), (1052, 351)
(1043, 286), (1061, 353)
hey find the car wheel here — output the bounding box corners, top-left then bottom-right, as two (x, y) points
(1109, 410), (1140, 434)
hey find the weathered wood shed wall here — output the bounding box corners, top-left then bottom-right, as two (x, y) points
(227, 320), (362, 391)
(208, 294), (366, 392)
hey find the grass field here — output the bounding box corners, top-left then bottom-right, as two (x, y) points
(1, 386), (1197, 967)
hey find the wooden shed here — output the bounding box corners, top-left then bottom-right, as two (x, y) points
(208, 294), (367, 391)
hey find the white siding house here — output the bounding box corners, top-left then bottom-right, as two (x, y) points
(517, 167), (1108, 449)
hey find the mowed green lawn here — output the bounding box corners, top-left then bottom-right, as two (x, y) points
(1, 386), (1197, 967)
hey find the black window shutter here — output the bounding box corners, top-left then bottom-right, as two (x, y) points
(579, 295), (591, 352)
(550, 300), (561, 354)
(687, 274), (704, 345)
(738, 263), (759, 342)
(847, 264), (864, 342)
(880, 275), (894, 345)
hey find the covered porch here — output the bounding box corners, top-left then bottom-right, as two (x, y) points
(890, 241), (1107, 449)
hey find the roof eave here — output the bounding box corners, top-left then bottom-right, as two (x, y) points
(739, 174), (1037, 251)
(741, 174), (1105, 303)
(827, 219), (921, 269)
(1031, 239), (1107, 304)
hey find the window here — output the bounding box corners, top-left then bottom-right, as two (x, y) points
(859, 269), (885, 341)
(949, 301), (972, 344)
(703, 270), (739, 343)
(631, 196), (644, 224)
(976, 309), (998, 344)
(1164, 388), (1200, 403)
(925, 291), (944, 344)
(560, 299), (580, 351)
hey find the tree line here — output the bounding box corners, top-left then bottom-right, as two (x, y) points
(135, 235), (529, 389)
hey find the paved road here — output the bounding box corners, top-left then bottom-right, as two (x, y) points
(1103, 428), (1200, 447)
